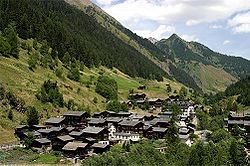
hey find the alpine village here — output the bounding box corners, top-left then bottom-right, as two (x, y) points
(0, 0), (250, 165)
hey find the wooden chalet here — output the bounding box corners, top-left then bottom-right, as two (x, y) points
(93, 111), (117, 118)
(105, 117), (123, 127)
(52, 135), (75, 150)
(23, 131), (41, 139)
(117, 120), (144, 134)
(62, 142), (89, 159)
(32, 124), (46, 131)
(129, 93), (146, 100)
(148, 98), (163, 107)
(82, 127), (109, 140)
(138, 85), (146, 90)
(69, 131), (84, 141)
(150, 118), (170, 128)
(152, 127), (168, 139)
(91, 143), (110, 154)
(15, 125), (29, 140)
(32, 138), (51, 148)
(44, 117), (65, 127)
(88, 118), (106, 127)
(37, 128), (54, 139)
(116, 111), (132, 118)
(63, 111), (89, 128)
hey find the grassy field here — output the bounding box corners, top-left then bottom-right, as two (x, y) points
(0, 148), (61, 164)
(0, 38), (185, 144)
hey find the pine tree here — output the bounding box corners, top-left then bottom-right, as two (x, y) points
(4, 23), (19, 58)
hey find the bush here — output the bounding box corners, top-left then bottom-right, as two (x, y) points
(95, 76), (118, 100)
(106, 100), (128, 113)
(36, 80), (64, 107)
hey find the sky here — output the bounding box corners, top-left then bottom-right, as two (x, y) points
(92, 0), (250, 60)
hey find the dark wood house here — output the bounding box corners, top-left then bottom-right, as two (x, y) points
(129, 93), (146, 100)
(117, 120), (144, 134)
(91, 143), (110, 154)
(32, 138), (51, 148)
(63, 111), (90, 128)
(88, 118), (106, 127)
(44, 117), (65, 127)
(52, 135), (75, 150)
(152, 127), (168, 139)
(148, 98), (163, 108)
(15, 125), (29, 140)
(138, 85), (146, 90)
(62, 142), (89, 159)
(82, 127), (109, 140)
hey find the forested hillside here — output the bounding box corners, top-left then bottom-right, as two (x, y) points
(0, 0), (166, 81)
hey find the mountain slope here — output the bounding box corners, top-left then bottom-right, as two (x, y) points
(0, 0), (165, 81)
(156, 34), (250, 92)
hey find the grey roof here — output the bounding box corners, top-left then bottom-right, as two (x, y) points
(37, 128), (53, 134)
(88, 118), (106, 124)
(33, 125), (46, 129)
(82, 127), (105, 134)
(45, 117), (65, 124)
(24, 131), (41, 137)
(84, 137), (96, 142)
(117, 111), (132, 115)
(106, 117), (123, 123)
(66, 127), (75, 132)
(35, 138), (51, 144)
(161, 112), (173, 115)
(152, 127), (168, 133)
(244, 121), (250, 126)
(62, 142), (88, 151)
(91, 143), (109, 149)
(16, 125), (28, 129)
(228, 120), (244, 125)
(51, 127), (65, 132)
(119, 120), (142, 127)
(179, 128), (189, 134)
(148, 98), (162, 102)
(113, 132), (140, 137)
(57, 135), (75, 142)
(69, 131), (83, 137)
(64, 111), (87, 117)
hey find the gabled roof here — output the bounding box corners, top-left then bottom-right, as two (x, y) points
(33, 125), (46, 129)
(57, 135), (75, 142)
(69, 131), (83, 137)
(66, 127), (76, 132)
(106, 117), (123, 123)
(24, 131), (41, 137)
(179, 128), (189, 134)
(37, 128), (53, 134)
(113, 132), (140, 137)
(62, 142), (88, 151)
(16, 125), (28, 130)
(63, 111), (88, 117)
(45, 117), (65, 124)
(91, 143), (109, 149)
(82, 126), (105, 134)
(152, 127), (168, 133)
(51, 127), (66, 132)
(35, 138), (51, 144)
(88, 118), (106, 124)
(119, 120), (142, 127)
(117, 111), (132, 116)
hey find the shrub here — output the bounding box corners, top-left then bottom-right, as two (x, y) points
(95, 76), (118, 100)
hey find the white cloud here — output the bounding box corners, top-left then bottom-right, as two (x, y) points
(134, 25), (175, 40)
(95, 0), (118, 5)
(228, 11), (250, 33)
(186, 20), (201, 26)
(223, 40), (231, 45)
(180, 34), (199, 42)
(209, 24), (223, 29)
(101, 0), (250, 27)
